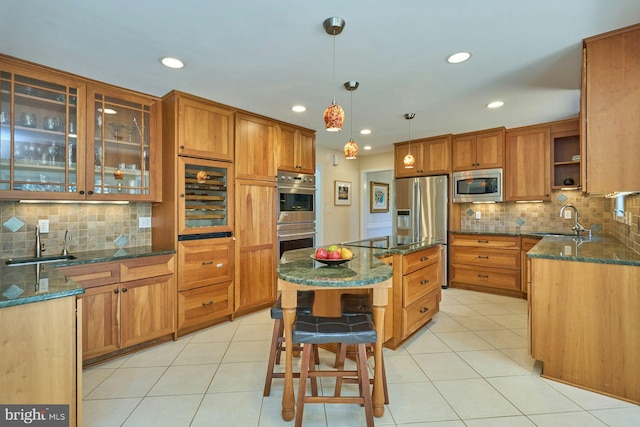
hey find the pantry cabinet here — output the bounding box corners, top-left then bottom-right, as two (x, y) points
(451, 127), (505, 171)
(504, 124), (551, 201)
(394, 135), (451, 178)
(277, 124), (316, 174)
(581, 23), (640, 193)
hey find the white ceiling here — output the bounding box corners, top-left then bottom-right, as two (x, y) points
(3, 0), (640, 156)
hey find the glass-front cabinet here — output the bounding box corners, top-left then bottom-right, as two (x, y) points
(0, 65), (86, 200)
(178, 157), (233, 235)
(87, 85), (159, 201)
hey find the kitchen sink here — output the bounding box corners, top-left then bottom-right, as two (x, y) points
(529, 232), (576, 237)
(5, 254), (77, 266)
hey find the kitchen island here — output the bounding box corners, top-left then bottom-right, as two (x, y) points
(527, 235), (640, 404)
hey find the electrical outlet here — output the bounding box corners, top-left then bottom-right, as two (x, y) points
(138, 217), (151, 229)
(563, 210), (572, 219)
(475, 211), (481, 219)
(37, 219), (49, 233)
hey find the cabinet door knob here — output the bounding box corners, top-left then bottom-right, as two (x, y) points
(88, 191), (94, 195)
(180, 193), (185, 198)
(79, 190), (85, 195)
(114, 289), (119, 294)
(180, 145), (185, 150)
(122, 287), (128, 292)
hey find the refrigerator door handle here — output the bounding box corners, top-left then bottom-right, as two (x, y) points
(413, 179), (421, 241)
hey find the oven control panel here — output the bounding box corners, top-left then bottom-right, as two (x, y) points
(278, 171), (315, 188)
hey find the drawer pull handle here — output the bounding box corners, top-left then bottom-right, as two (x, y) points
(477, 255), (489, 259)
(216, 263), (224, 268)
(478, 274), (489, 279)
(420, 256), (429, 262)
(477, 240), (489, 243)
(421, 280), (430, 285)
(420, 306), (429, 313)
(202, 301), (214, 307)
(202, 261), (214, 265)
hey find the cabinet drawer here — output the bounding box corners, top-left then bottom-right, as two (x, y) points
(450, 265), (520, 291)
(58, 261), (120, 287)
(403, 263), (440, 307)
(450, 234), (519, 249)
(402, 246), (440, 275)
(450, 247), (520, 270)
(178, 282), (233, 331)
(402, 289), (440, 338)
(178, 238), (234, 290)
(120, 255), (175, 282)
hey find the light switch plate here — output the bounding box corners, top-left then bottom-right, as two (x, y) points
(37, 219), (49, 233)
(475, 211), (481, 219)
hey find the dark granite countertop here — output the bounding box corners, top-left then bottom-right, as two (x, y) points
(341, 236), (443, 256)
(527, 235), (640, 266)
(450, 230), (576, 238)
(0, 246), (175, 309)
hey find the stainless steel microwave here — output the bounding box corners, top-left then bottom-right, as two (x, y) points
(452, 168), (503, 203)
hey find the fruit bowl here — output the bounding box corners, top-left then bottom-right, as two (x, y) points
(310, 255), (357, 267)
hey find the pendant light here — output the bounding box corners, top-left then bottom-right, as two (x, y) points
(323, 17), (345, 132)
(403, 113), (416, 168)
(343, 81), (359, 159)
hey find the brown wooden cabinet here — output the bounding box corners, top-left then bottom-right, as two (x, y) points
(550, 119), (580, 190)
(235, 112), (277, 181)
(582, 24), (640, 193)
(277, 124), (316, 174)
(504, 125), (551, 201)
(62, 254), (175, 363)
(386, 245), (442, 349)
(234, 178), (277, 314)
(451, 127), (505, 171)
(163, 91), (234, 162)
(450, 234), (523, 298)
(394, 135), (451, 178)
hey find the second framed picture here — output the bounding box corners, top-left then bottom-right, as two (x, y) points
(370, 181), (389, 212)
(334, 180), (351, 205)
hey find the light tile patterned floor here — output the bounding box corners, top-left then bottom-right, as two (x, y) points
(82, 288), (639, 426)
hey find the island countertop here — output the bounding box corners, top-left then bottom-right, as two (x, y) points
(1, 246), (175, 309)
(527, 235), (640, 266)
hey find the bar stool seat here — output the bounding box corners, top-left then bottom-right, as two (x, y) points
(335, 293), (389, 404)
(263, 291), (318, 397)
(293, 314), (376, 427)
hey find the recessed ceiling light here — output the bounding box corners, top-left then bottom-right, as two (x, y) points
(363, 146), (372, 150)
(160, 57), (184, 69)
(487, 101), (504, 109)
(447, 51), (471, 64)
(360, 129), (371, 135)
(291, 105), (306, 112)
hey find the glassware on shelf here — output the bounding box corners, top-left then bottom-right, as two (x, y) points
(108, 123), (125, 140)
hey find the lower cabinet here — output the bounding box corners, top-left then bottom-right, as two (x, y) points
(520, 236), (542, 295)
(386, 245), (442, 349)
(450, 234), (523, 298)
(60, 254), (176, 363)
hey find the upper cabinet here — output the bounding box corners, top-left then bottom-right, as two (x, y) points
(87, 84), (161, 201)
(550, 119), (580, 190)
(163, 91), (234, 162)
(0, 55), (162, 201)
(277, 124), (316, 174)
(451, 127), (505, 171)
(394, 135), (451, 178)
(504, 124), (551, 201)
(582, 23), (640, 193)
(235, 113), (277, 181)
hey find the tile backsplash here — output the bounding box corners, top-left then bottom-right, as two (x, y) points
(612, 193), (640, 254)
(459, 190), (613, 235)
(0, 201), (152, 259)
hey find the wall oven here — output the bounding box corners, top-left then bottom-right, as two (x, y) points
(277, 171), (316, 259)
(452, 168), (503, 203)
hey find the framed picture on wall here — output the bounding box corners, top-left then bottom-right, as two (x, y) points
(334, 180), (351, 205)
(370, 181), (389, 213)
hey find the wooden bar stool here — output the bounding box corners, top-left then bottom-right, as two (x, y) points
(293, 314), (377, 427)
(334, 293), (389, 404)
(263, 291), (319, 396)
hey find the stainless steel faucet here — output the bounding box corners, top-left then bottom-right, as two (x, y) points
(559, 204), (587, 236)
(34, 225), (45, 258)
(62, 230), (72, 256)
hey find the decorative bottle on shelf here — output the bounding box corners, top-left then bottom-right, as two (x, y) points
(563, 177), (575, 186)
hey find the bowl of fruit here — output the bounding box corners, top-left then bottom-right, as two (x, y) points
(311, 245), (356, 267)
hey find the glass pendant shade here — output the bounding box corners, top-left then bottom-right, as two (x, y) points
(403, 153), (415, 168)
(344, 139), (358, 159)
(324, 102), (344, 131)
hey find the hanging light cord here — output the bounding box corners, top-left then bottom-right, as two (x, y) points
(407, 117), (411, 153)
(350, 86), (353, 139)
(332, 30), (337, 103)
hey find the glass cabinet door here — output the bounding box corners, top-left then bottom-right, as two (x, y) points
(90, 89), (153, 199)
(178, 157), (234, 235)
(0, 69), (84, 199)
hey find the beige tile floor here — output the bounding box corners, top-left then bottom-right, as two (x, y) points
(83, 288), (639, 426)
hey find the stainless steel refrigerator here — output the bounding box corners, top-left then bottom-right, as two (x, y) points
(394, 175), (448, 288)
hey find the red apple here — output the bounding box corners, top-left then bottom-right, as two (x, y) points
(315, 247), (329, 259)
(328, 250), (342, 260)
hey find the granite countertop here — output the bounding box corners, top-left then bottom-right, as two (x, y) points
(341, 236), (443, 256)
(450, 230), (575, 238)
(527, 235), (640, 266)
(0, 246), (175, 309)
(278, 246), (393, 287)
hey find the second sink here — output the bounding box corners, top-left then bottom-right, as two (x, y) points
(5, 255), (77, 266)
